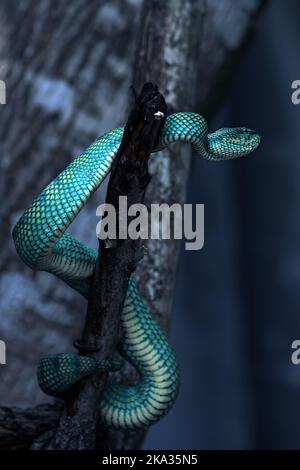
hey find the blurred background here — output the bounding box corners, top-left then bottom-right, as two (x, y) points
(1, 0), (300, 450)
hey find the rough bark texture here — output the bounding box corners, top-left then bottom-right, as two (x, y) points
(0, 403), (61, 450)
(0, 0), (266, 451)
(49, 83), (167, 450)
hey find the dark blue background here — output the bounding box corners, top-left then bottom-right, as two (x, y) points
(146, 0), (300, 449)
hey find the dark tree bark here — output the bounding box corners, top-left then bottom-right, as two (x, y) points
(0, 0), (266, 451)
(0, 403), (61, 450)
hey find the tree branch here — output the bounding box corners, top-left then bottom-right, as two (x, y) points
(48, 83), (167, 450)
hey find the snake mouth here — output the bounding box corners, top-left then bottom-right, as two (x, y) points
(242, 132), (261, 153)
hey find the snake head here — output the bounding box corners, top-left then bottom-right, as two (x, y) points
(207, 127), (261, 160)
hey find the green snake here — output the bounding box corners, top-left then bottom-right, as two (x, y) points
(12, 112), (260, 430)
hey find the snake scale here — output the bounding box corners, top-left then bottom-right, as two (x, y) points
(12, 112), (260, 430)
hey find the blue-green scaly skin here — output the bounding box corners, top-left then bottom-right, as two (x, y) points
(12, 112), (260, 430)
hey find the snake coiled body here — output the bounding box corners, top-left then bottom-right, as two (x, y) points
(13, 112), (260, 430)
